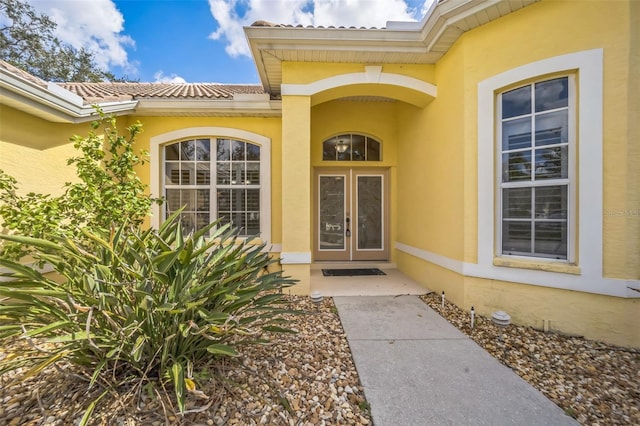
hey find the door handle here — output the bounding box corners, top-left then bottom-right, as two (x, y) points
(345, 217), (351, 237)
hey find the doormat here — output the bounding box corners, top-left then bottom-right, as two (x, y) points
(321, 268), (386, 277)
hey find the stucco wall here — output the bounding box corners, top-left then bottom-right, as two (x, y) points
(395, 39), (466, 263)
(394, 0), (638, 347)
(458, 0), (638, 280)
(0, 106), (90, 196)
(132, 115), (283, 245)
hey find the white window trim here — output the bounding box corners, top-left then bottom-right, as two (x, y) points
(476, 48), (608, 293)
(150, 127), (271, 244)
(496, 76), (575, 262)
(398, 48), (638, 298)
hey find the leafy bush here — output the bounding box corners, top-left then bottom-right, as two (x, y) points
(0, 211), (296, 419)
(0, 110), (161, 261)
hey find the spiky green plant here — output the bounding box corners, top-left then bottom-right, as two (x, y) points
(0, 211), (296, 418)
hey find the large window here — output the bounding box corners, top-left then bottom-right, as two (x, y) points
(164, 138), (261, 236)
(498, 76), (573, 260)
(323, 134), (381, 161)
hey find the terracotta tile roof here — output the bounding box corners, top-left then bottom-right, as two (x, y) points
(57, 82), (268, 104)
(250, 20), (383, 30)
(0, 60), (48, 88)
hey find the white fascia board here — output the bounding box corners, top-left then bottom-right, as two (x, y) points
(1, 69), (137, 122)
(135, 99), (282, 116)
(245, 26), (425, 50)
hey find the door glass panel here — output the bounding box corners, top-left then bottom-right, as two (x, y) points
(319, 176), (345, 250)
(357, 176), (382, 250)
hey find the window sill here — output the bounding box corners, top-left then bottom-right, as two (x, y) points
(493, 257), (581, 275)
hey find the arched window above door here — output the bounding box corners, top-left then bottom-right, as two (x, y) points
(322, 134), (381, 161)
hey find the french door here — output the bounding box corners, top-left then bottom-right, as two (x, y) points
(314, 168), (388, 261)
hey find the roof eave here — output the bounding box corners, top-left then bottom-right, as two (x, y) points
(245, 0), (540, 95)
(0, 69), (138, 123)
(245, 26), (427, 94)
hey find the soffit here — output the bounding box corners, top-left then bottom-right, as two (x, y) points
(245, 0), (539, 95)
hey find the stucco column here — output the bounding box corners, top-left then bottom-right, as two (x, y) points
(280, 95), (311, 294)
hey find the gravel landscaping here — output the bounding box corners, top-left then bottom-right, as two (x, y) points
(1, 292), (638, 425)
(0, 296), (371, 425)
(420, 293), (640, 426)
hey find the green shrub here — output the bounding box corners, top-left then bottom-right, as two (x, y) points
(0, 109), (161, 261)
(0, 211), (296, 419)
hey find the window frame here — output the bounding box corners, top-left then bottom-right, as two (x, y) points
(322, 133), (382, 161)
(150, 128), (271, 244)
(163, 138), (263, 237)
(496, 75), (576, 262)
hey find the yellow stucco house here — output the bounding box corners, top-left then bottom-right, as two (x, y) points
(1, 0), (638, 347)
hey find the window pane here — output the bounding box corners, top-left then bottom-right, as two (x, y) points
(195, 139), (210, 161)
(535, 186), (567, 219)
(217, 189), (230, 211)
(246, 143), (260, 161)
(231, 140), (245, 161)
(535, 146), (568, 180)
(502, 85), (531, 119)
(218, 212), (231, 228)
(502, 117), (531, 151)
(180, 213), (196, 234)
(217, 139), (230, 161)
(337, 143), (351, 161)
(166, 189), (181, 212)
(246, 189), (260, 211)
(246, 162), (260, 185)
(180, 140), (195, 161)
(196, 189), (210, 212)
(502, 151), (531, 182)
(535, 78), (568, 112)
(246, 212), (260, 236)
(358, 176), (383, 250)
(231, 212), (244, 231)
(232, 189), (246, 211)
(231, 163), (244, 185)
(323, 138), (337, 160)
(503, 187), (531, 218)
(196, 213), (209, 231)
(534, 222), (567, 258)
(535, 110), (568, 146)
(179, 189), (196, 211)
(165, 162), (180, 184)
(319, 175), (345, 250)
(196, 163), (210, 185)
(502, 221), (532, 254)
(181, 163), (194, 185)
(165, 144), (180, 160)
(352, 135), (366, 161)
(217, 163), (230, 185)
(367, 139), (381, 161)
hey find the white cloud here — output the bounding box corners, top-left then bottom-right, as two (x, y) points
(153, 71), (187, 84)
(208, 0), (430, 58)
(26, 0), (135, 73)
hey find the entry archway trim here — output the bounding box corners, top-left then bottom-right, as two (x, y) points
(281, 66), (437, 101)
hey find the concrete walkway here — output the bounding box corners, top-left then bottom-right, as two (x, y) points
(334, 295), (578, 426)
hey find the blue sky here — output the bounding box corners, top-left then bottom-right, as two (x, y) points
(25, 0), (433, 84)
